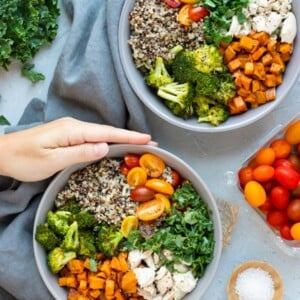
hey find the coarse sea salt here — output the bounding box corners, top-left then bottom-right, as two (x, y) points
(235, 267), (275, 300)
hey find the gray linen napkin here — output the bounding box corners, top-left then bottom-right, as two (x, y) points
(0, 0), (150, 299)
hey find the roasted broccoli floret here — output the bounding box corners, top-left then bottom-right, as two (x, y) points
(157, 82), (194, 119)
(145, 56), (174, 89)
(195, 72), (220, 96)
(96, 225), (123, 258)
(61, 221), (79, 251)
(75, 210), (96, 229)
(193, 94), (216, 117)
(35, 223), (61, 251)
(212, 73), (236, 105)
(78, 230), (97, 258)
(56, 199), (81, 215)
(47, 247), (76, 274)
(46, 210), (72, 236)
(197, 105), (229, 126)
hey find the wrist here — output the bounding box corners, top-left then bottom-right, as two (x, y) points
(0, 134), (11, 178)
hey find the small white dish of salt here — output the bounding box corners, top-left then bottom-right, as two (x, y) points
(227, 260), (283, 300)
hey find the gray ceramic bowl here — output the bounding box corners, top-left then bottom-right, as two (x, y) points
(119, 1), (300, 132)
(33, 144), (222, 299)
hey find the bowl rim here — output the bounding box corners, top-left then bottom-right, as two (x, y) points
(33, 144), (223, 300)
(118, 0), (300, 133)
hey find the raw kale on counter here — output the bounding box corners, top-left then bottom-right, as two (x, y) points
(0, 0), (60, 82)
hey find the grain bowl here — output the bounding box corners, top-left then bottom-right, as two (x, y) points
(33, 144), (222, 299)
(119, 0), (300, 132)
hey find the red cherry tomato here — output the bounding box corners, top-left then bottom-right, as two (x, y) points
(238, 166), (253, 188)
(269, 186), (290, 210)
(279, 223), (293, 240)
(119, 162), (129, 176)
(273, 158), (294, 169)
(259, 196), (273, 212)
(130, 186), (155, 202)
(287, 198), (300, 222)
(274, 165), (300, 190)
(266, 210), (288, 227)
(171, 169), (181, 187)
(124, 153), (141, 169)
(188, 6), (210, 22)
(164, 0), (182, 8)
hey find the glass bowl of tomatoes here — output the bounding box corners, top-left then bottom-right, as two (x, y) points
(238, 115), (300, 255)
(33, 144), (222, 300)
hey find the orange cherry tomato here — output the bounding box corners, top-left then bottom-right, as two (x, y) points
(270, 139), (291, 159)
(284, 120), (300, 145)
(126, 167), (147, 186)
(139, 153), (165, 178)
(136, 199), (165, 221)
(290, 222), (300, 240)
(244, 180), (267, 207)
(177, 4), (193, 26)
(180, 0), (199, 3)
(252, 165), (275, 182)
(155, 193), (171, 212)
(255, 147), (276, 166)
(121, 216), (139, 238)
(238, 166), (253, 188)
(145, 179), (174, 195)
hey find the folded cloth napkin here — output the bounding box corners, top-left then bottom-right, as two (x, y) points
(0, 0), (150, 299)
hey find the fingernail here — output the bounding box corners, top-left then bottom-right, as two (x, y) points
(147, 140), (158, 147)
(94, 143), (109, 155)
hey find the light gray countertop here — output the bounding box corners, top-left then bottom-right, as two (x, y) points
(1, 7), (300, 300)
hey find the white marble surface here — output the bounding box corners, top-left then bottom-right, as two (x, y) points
(1, 6), (300, 300)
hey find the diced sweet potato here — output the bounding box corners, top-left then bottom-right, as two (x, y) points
(265, 88), (276, 101)
(224, 45), (236, 63)
(252, 47), (267, 61)
(240, 35), (259, 52)
(227, 58), (242, 72)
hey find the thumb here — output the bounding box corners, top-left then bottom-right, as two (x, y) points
(55, 143), (109, 168)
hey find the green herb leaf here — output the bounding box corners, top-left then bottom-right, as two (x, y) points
(0, 115), (10, 125)
(22, 63), (45, 83)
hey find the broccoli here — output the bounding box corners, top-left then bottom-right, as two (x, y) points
(145, 56), (174, 89)
(47, 247), (76, 274)
(35, 223), (61, 251)
(212, 74), (236, 105)
(78, 230), (97, 258)
(46, 210), (72, 236)
(56, 199), (81, 215)
(193, 94), (216, 117)
(75, 210), (96, 229)
(197, 105), (229, 126)
(157, 82), (194, 119)
(195, 72), (220, 96)
(61, 221), (79, 251)
(96, 225), (123, 258)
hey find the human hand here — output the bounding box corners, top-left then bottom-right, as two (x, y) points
(0, 117), (153, 182)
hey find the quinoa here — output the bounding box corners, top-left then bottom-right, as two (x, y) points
(128, 0), (205, 71)
(54, 158), (137, 228)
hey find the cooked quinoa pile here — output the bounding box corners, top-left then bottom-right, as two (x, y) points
(128, 0), (205, 71)
(55, 158), (137, 228)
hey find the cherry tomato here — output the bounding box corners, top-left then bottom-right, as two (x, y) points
(287, 198), (300, 222)
(171, 169), (181, 187)
(266, 210), (288, 227)
(155, 193), (171, 212)
(297, 144), (300, 156)
(121, 216), (139, 238)
(290, 222), (300, 240)
(164, 0), (182, 8)
(119, 162), (129, 176)
(255, 147), (276, 166)
(188, 6), (209, 22)
(269, 186), (290, 210)
(259, 196), (273, 212)
(126, 167), (147, 186)
(270, 139), (291, 159)
(291, 183), (300, 198)
(238, 166), (253, 188)
(274, 165), (300, 190)
(279, 223), (293, 240)
(261, 179), (277, 193)
(252, 165), (275, 182)
(139, 153), (165, 178)
(136, 199), (165, 221)
(288, 153), (300, 171)
(145, 179), (174, 195)
(284, 120), (300, 145)
(244, 180), (267, 207)
(177, 4), (193, 26)
(130, 186), (155, 202)
(180, 0), (199, 3)
(124, 153), (141, 169)
(273, 158), (294, 169)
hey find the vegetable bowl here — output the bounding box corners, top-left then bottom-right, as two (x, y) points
(119, 0), (300, 132)
(33, 144), (222, 299)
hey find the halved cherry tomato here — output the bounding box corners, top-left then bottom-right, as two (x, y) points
(238, 166), (253, 188)
(130, 186), (155, 202)
(171, 169), (181, 187)
(145, 179), (174, 195)
(124, 153), (141, 169)
(126, 167), (147, 186)
(244, 180), (267, 207)
(121, 216), (139, 238)
(164, 0), (182, 8)
(119, 162), (129, 176)
(139, 153), (165, 178)
(274, 165), (300, 190)
(155, 193), (171, 212)
(136, 199), (165, 221)
(177, 4), (193, 26)
(188, 6), (209, 22)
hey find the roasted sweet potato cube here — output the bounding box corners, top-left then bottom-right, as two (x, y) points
(237, 88), (251, 98)
(230, 41), (241, 52)
(252, 47), (267, 61)
(266, 88), (276, 101)
(264, 74), (278, 87)
(267, 39), (277, 52)
(89, 276), (105, 289)
(240, 35), (259, 52)
(239, 74), (252, 90)
(253, 63), (266, 80)
(227, 58), (242, 73)
(271, 52), (285, 69)
(255, 91), (267, 104)
(58, 276), (78, 288)
(224, 46), (236, 63)
(261, 53), (273, 66)
(252, 80), (261, 93)
(244, 62), (254, 75)
(238, 54), (252, 68)
(276, 74), (283, 85)
(281, 52), (292, 62)
(244, 93), (256, 103)
(269, 63), (284, 75)
(228, 96), (248, 115)
(278, 43), (293, 54)
(251, 31), (270, 46)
